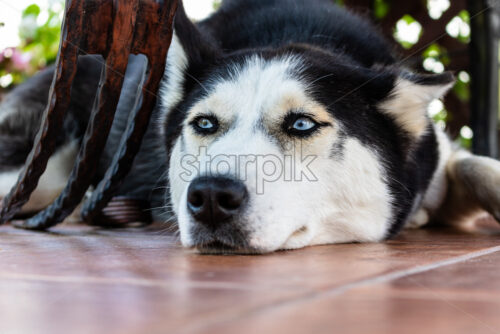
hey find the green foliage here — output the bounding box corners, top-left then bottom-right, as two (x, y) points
(458, 135), (472, 149)
(23, 4), (41, 17)
(432, 110), (448, 124)
(0, 2), (63, 89)
(374, 0), (390, 19)
(213, 0), (222, 10)
(456, 10), (471, 43)
(454, 77), (470, 102)
(423, 43), (450, 65)
(20, 3), (62, 68)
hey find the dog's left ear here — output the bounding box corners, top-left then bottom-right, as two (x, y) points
(378, 71), (455, 138)
(159, 1), (222, 132)
(174, 1), (221, 68)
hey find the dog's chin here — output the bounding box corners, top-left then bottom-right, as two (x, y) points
(194, 240), (264, 255)
(188, 225), (314, 255)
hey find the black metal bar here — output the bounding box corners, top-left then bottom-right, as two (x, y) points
(80, 61), (149, 224)
(468, 0), (499, 158)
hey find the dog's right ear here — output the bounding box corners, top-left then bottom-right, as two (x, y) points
(174, 1), (220, 67)
(378, 70), (455, 139)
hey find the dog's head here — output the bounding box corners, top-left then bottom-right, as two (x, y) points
(161, 6), (454, 254)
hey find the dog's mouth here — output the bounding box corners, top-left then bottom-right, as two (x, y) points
(195, 240), (261, 255)
(192, 226), (311, 255)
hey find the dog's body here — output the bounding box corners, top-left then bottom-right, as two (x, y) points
(1, 0), (499, 253)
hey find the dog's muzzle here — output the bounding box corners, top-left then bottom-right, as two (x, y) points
(186, 176), (251, 253)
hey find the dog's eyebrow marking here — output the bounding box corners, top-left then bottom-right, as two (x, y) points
(262, 93), (334, 129)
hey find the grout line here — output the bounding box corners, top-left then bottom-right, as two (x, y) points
(181, 245), (500, 333)
(277, 245), (500, 304)
(328, 245), (500, 296)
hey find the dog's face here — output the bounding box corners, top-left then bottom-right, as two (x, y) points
(164, 42), (454, 253)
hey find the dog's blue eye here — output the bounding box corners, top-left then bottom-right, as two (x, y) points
(192, 116), (219, 135)
(197, 118), (214, 129)
(293, 117), (316, 131)
(283, 114), (324, 138)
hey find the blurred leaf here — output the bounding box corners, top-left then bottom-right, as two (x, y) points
(422, 44), (450, 72)
(423, 43), (441, 58)
(457, 10), (471, 43)
(374, 0), (390, 19)
(458, 135), (472, 149)
(432, 109), (448, 123)
(458, 9), (470, 23)
(22, 4), (41, 18)
(453, 76), (470, 102)
(401, 14), (415, 24)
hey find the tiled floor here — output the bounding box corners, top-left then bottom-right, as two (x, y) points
(1, 219), (500, 334)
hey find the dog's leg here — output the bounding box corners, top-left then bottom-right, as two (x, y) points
(436, 150), (500, 226)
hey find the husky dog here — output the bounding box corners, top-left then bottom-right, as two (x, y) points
(1, 0), (499, 253)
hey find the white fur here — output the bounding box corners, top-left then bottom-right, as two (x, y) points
(307, 138), (392, 245)
(0, 141), (78, 213)
(158, 32), (189, 136)
(422, 125), (452, 212)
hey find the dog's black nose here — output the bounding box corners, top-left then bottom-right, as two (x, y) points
(187, 176), (248, 228)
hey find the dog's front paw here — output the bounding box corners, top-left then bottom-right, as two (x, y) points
(405, 208), (430, 229)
